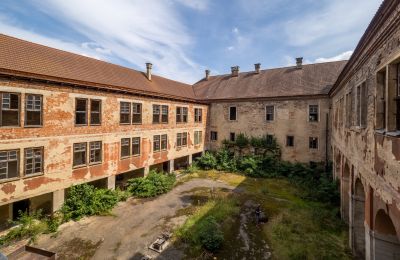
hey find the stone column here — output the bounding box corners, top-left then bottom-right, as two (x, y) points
(144, 166), (150, 176)
(188, 154), (193, 165)
(52, 189), (65, 212)
(169, 160), (174, 173)
(107, 175), (116, 190)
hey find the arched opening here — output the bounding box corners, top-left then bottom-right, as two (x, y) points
(341, 162), (350, 223)
(352, 179), (365, 258)
(374, 209), (400, 259)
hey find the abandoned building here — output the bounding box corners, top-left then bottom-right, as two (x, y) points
(0, 0), (399, 258)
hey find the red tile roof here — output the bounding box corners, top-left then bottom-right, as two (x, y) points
(193, 61), (347, 100)
(0, 34), (196, 101)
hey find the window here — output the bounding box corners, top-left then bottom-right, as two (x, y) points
(266, 134), (274, 145)
(309, 137), (318, 149)
(176, 107), (182, 123)
(161, 105), (169, 123)
(230, 132), (236, 142)
(266, 106), (274, 121)
(90, 100), (101, 125)
(194, 131), (203, 145)
(121, 138), (130, 158)
(132, 137), (140, 156)
(309, 105), (319, 122)
(120, 102), (131, 124)
(229, 106), (237, 121)
(376, 70), (386, 130)
(0, 150), (19, 180)
(286, 136), (294, 147)
(355, 82), (368, 128)
(194, 108), (202, 123)
(153, 105), (160, 123)
(25, 94), (42, 126)
(75, 99), (88, 125)
(24, 147), (43, 176)
(345, 91), (352, 128)
(161, 134), (168, 150)
(176, 107), (188, 123)
(0, 93), (19, 127)
(153, 135), (161, 152)
(89, 141), (102, 164)
(396, 63), (400, 130)
(132, 103), (142, 124)
(177, 132), (188, 148)
(211, 131), (218, 141)
(73, 143), (87, 167)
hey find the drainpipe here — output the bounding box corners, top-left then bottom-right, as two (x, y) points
(325, 112), (329, 172)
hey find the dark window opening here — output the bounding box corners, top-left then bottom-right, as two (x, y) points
(0, 150), (19, 180)
(153, 105), (160, 124)
(176, 107), (188, 123)
(211, 131), (218, 141)
(25, 94), (42, 126)
(194, 108), (202, 122)
(24, 147), (43, 175)
(89, 141), (102, 164)
(177, 132), (187, 147)
(176, 107), (182, 123)
(309, 105), (318, 122)
(286, 136), (294, 147)
(120, 102), (131, 124)
(309, 137), (318, 149)
(1, 93), (19, 127)
(73, 143), (87, 167)
(230, 132), (236, 142)
(161, 134), (168, 150)
(396, 64), (400, 131)
(266, 135), (274, 145)
(75, 99), (88, 125)
(153, 135), (161, 152)
(132, 137), (140, 156)
(90, 100), (101, 125)
(266, 106), (274, 121)
(121, 138), (131, 158)
(229, 106), (237, 121)
(132, 103), (142, 124)
(161, 105), (168, 123)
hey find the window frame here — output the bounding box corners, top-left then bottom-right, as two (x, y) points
(308, 104), (319, 122)
(153, 135), (161, 152)
(25, 94), (43, 127)
(120, 101), (131, 125)
(210, 131), (218, 142)
(230, 132), (236, 142)
(161, 134), (168, 150)
(75, 98), (88, 126)
(0, 149), (20, 182)
(89, 141), (102, 165)
(132, 137), (141, 156)
(265, 105), (275, 122)
(286, 136), (294, 147)
(194, 108), (203, 123)
(90, 99), (102, 126)
(132, 103), (142, 124)
(161, 105), (169, 123)
(194, 130), (203, 145)
(229, 106), (237, 121)
(0, 92), (20, 127)
(24, 147), (44, 177)
(73, 142), (87, 168)
(121, 138), (131, 159)
(309, 137), (319, 150)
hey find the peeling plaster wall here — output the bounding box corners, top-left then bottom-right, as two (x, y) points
(0, 79), (207, 206)
(207, 98), (330, 163)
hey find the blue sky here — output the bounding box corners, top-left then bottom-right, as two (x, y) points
(0, 0), (383, 84)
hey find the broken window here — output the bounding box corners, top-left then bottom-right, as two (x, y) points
(266, 106), (274, 121)
(1, 93), (20, 127)
(75, 98), (88, 125)
(25, 94), (42, 126)
(0, 150), (19, 180)
(132, 137), (140, 156)
(161, 105), (168, 123)
(24, 147), (43, 175)
(153, 135), (161, 152)
(194, 131), (202, 145)
(194, 108), (202, 123)
(230, 132), (236, 142)
(89, 141), (102, 164)
(153, 105), (160, 124)
(229, 106), (237, 121)
(309, 137), (318, 149)
(210, 131), (218, 141)
(132, 103), (142, 124)
(309, 105), (319, 122)
(121, 138), (130, 158)
(73, 143), (87, 167)
(286, 136), (294, 147)
(90, 100), (101, 125)
(161, 134), (168, 150)
(120, 102), (131, 124)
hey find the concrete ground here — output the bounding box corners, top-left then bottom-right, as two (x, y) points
(35, 179), (234, 260)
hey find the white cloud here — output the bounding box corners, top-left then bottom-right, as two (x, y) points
(174, 0), (210, 11)
(227, 46), (235, 51)
(315, 51), (353, 63)
(232, 27), (239, 34)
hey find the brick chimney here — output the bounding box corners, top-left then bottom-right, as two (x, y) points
(296, 57), (303, 69)
(254, 63), (261, 74)
(231, 66), (239, 77)
(146, 62), (152, 81)
(205, 69), (210, 80)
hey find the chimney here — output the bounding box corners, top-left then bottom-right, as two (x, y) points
(296, 57), (303, 69)
(254, 63), (261, 74)
(231, 66), (239, 77)
(205, 69), (210, 80)
(146, 62), (152, 81)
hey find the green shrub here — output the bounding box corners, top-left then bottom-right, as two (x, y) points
(183, 162), (199, 174)
(216, 149), (237, 172)
(235, 133), (249, 148)
(197, 151), (218, 170)
(198, 216), (224, 252)
(61, 184), (128, 221)
(237, 155), (260, 175)
(127, 170), (176, 198)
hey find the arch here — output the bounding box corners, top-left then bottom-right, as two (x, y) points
(373, 209), (400, 259)
(352, 178), (365, 258)
(341, 162), (350, 223)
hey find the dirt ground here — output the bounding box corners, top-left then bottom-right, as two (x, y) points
(34, 179), (234, 260)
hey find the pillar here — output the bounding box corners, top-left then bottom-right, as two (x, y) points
(107, 175), (116, 190)
(169, 160), (174, 173)
(52, 189), (65, 212)
(365, 223), (373, 260)
(144, 166), (150, 176)
(188, 154), (193, 165)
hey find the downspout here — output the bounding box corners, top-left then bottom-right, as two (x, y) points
(325, 112), (329, 172)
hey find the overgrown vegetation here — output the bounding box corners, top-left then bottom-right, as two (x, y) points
(127, 170), (176, 197)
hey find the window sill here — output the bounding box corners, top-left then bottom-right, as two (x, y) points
(132, 122), (142, 125)
(228, 120), (238, 122)
(24, 125), (43, 128)
(90, 124), (102, 127)
(0, 177), (20, 184)
(375, 129), (386, 135)
(386, 131), (400, 137)
(75, 124), (88, 127)
(132, 154), (141, 157)
(120, 123), (131, 125)
(72, 164), (87, 169)
(120, 156), (130, 160)
(89, 162), (102, 166)
(0, 126), (21, 128)
(22, 173), (44, 179)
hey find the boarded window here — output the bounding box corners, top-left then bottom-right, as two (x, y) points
(121, 138), (130, 158)
(89, 141), (102, 164)
(194, 131), (202, 145)
(1, 93), (19, 126)
(75, 99), (88, 125)
(153, 105), (160, 123)
(0, 150), (19, 180)
(161, 105), (169, 123)
(25, 147), (43, 175)
(73, 143), (87, 166)
(229, 106), (237, 121)
(120, 102), (131, 124)
(161, 134), (168, 150)
(25, 94), (42, 126)
(90, 100), (101, 125)
(211, 131), (218, 141)
(266, 106), (274, 121)
(286, 136), (294, 147)
(132, 103), (142, 124)
(309, 137), (318, 149)
(230, 132), (236, 142)
(153, 135), (161, 152)
(132, 137), (140, 156)
(194, 108), (202, 122)
(309, 105), (319, 122)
